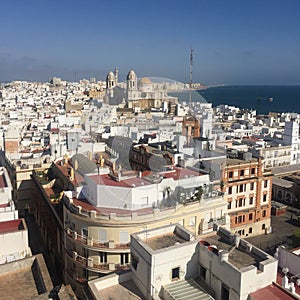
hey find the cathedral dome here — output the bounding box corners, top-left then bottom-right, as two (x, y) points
(127, 70), (137, 80)
(106, 71), (115, 80)
(138, 77), (152, 85)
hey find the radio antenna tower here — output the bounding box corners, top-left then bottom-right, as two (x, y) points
(190, 48), (194, 88)
(189, 48), (194, 107)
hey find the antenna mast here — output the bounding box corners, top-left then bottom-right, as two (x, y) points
(189, 48), (194, 107)
(189, 48), (194, 88)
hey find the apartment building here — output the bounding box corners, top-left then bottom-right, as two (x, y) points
(31, 152), (229, 298)
(221, 151), (273, 237)
(88, 225), (279, 300)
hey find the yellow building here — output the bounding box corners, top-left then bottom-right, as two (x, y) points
(32, 153), (229, 299)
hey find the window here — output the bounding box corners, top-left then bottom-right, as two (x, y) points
(278, 190), (282, 199)
(238, 199), (243, 207)
(99, 252), (107, 263)
(229, 171), (233, 178)
(120, 253), (129, 265)
(98, 229), (107, 243)
(82, 228), (88, 238)
(238, 216), (243, 223)
(119, 231), (129, 244)
(249, 213), (253, 221)
(263, 194), (267, 202)
(239, 185), (243, 193)
(200, 266), (206, 280)
(264, 180), (268, 188)
(189, 216), (196, 226)
(240, 170), (244, 176)
(250, 182), (254, 190)
(222, 285), (230, 300)
(251, 168), (255, 175)
(178, 219), (184, 226)
(84, 268), (89, 279)
(228, 202), (232, 209)
(228, 186), (232, 195)
(249, 227), (253, 234)
(131, 253), (139, 270)
(249, 197), (254, 205)
(83, 248), (88, 257)
(262, 210), (266, 217)
(262, 224), (266, 230)
(172, 267), (180, 280)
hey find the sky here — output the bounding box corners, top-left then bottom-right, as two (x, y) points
(0, 0), (300, 85)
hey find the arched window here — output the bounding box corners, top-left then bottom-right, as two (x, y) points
(286, 193), (291, 202)
(278, 190), (282, 200)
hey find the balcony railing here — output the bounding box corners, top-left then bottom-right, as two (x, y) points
(66, 228), (130, 251)
(64, 268), (87, 285)
(69, 250), (130, 273)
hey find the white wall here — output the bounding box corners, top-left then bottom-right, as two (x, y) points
(151, 242), (198, 298)
(0, 228), (30, 264)
(277, 246), (300, 276)
(198, 241), (277, 300)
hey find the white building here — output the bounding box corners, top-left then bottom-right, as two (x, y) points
(87, 224), (279, 300)
(0, 218), (31, 264)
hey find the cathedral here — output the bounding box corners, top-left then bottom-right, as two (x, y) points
(104, 69), (178, 112)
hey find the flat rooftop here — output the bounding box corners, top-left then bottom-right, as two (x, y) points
(225, 157), (258, 166)
(250, 283), (298, 300)
(0, 254), (53, 300)
(204, 234), (264, 269)
(89, 167), (203, 188)
(146, 233), (188, 251)
(92, 279), (144, 300)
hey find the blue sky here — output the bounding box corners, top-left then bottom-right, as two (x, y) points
(0, 0), (300, 84)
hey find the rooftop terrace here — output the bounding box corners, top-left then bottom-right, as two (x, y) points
(0, 254), (53, 300)
(146, 232), (187, 251)
(204, 234), (263, 269)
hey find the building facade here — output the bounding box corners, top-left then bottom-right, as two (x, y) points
(221, 152), (273, 237)
(30, 153), (229, 298)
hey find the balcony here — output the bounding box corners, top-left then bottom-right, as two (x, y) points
(66, 228), (130, 252)
(64, 268), (87, 286)
(68, 250), (130, 274)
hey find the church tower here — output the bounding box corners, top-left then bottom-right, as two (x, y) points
(114, 67), (119, 85)
(106, 71), (115, 97)
(126, 70), (137, 100)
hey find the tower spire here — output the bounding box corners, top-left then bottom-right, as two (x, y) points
(189, 48), (194, 107)
(189, 48), (194, 89)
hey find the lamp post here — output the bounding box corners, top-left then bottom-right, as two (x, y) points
(256, 97), (273, 115)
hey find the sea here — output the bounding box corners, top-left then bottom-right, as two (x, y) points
(173, 85), (300, 115)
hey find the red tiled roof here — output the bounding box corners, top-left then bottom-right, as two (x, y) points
(0, 174), (7, 188)
(163, 167), (203, 180)
(72, 198), (154, 215)
(89, 174), (151, 188)
(89, 167), (203, 188)
(0, 203), (10, 208)
(0, 219), (24, 234)
(277, 269), (300, 295)
(250, 283), (298, 300)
